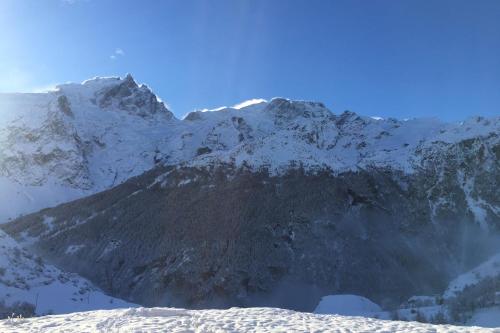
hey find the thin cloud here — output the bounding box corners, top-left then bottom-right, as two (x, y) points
(61, 0), (88, 4)
(110, 48), (125, 60)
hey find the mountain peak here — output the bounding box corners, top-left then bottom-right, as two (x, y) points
(55, 74), (138, 93)
(264, 97), (330, 121)
(124, 73), (135, 82)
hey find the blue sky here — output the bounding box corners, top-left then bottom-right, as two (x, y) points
(1, 0), (499, 120)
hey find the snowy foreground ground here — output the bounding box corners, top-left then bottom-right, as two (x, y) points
(1, 307), (499, 333)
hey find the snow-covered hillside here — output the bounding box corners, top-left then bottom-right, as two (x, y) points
(444, 252), (500, 299)
(0, 306), (496, 333)
(0, 230), (135, 317)
(1, 74), (498, 222)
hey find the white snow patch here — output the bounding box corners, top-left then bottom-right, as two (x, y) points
(178, 178), (192, 186)
(314, 294), (382, 316)
(41, 216), (56, 232)
(64, 244), (85, 255)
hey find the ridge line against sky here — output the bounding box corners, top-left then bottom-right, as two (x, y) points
(0, 0), (499, 121)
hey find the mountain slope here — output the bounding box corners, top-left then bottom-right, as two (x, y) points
(4, 152), (499, 310)
(0, 230), (135, 318)
(445, 252), (500, 299)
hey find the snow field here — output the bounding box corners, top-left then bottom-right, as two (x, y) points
(1, 307), (498, 333)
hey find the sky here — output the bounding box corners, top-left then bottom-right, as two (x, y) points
(0, 0), (499, 121)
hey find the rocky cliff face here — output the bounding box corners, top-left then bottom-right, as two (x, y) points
(1, 75), (499, 311)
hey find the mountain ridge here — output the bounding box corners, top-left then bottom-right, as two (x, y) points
(1, 75), (498, 224)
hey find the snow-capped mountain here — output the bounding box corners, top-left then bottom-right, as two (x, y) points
(0, 230), (135, 318)
(0, 74), (175, 222)
(180, 99), (498, 175)
(1, 74), (499, 227)
(1, 75), (499, 316)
